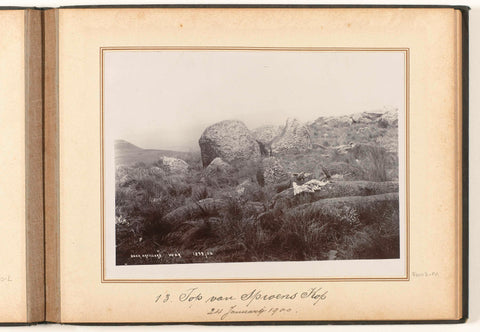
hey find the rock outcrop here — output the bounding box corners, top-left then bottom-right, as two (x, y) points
(350, 106), (398, 127)
(204, 157), (234, 177)
(256, 157), (290, 186)
(350, 112), (384, 124)
(252, 125), (283, 155)
(162, 198), (264, 223)
(252, 125), (283, 145)
(287, 192), (399, 223)
(116, 165), (166, 187)
(271, 118), (312, 154)
(235, 179), (256, 196)
(312, 115), (353, 127)
(378, 107), (398, 127)
(310, 106), (398, 131)
(272, 180), (399, 209)
(199, 120), (261, 167)
(159, 157), (189, 174)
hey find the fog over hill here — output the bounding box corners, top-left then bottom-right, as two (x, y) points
(105, 51), (404, 152)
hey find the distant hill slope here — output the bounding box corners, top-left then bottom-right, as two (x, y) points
(115, 139), (142, 153)
(115, 139), (197, 166)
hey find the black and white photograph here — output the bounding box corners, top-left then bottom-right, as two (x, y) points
(103, 49), (406, 274)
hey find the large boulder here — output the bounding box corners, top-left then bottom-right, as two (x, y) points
(257, 157), (290, 186)
(204, 157), (234, 177)
(271, 118), (312, 154)
(199, 120), (261, 167)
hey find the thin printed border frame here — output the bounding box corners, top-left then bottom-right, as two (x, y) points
(100, 46), (410, 283)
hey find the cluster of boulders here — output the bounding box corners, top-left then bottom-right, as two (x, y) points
(196, 114), (397, 191)
(199, 118), (313, 170)
(197, 118), (314, 189)
(198, 107), (397, 175)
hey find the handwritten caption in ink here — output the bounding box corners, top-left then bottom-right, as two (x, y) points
(154, 287), (328, 320)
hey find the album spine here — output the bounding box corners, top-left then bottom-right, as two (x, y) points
(24, 8), (45, 323)
(43, 8), (61, 323)
(454, 9), (465, 321)
(458, 7), (469, 322)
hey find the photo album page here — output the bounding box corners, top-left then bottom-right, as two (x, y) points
(46, 7), (465, 323)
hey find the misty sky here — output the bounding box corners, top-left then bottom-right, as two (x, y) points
(104, 50), (405, 151)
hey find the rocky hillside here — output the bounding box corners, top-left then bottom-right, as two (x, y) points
(308, 106), (398, 154)
(115, 107), (400, 265)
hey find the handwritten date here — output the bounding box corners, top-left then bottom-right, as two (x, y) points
(208, 305), (292, 320)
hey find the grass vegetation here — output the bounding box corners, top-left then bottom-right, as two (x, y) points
(116, 136), (399, 265)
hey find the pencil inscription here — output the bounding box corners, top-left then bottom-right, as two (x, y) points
(412, 271), (440, 278)
(0, 275), (12, 282)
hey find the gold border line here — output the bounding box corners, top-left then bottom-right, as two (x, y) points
(100, 47), (410, 283)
